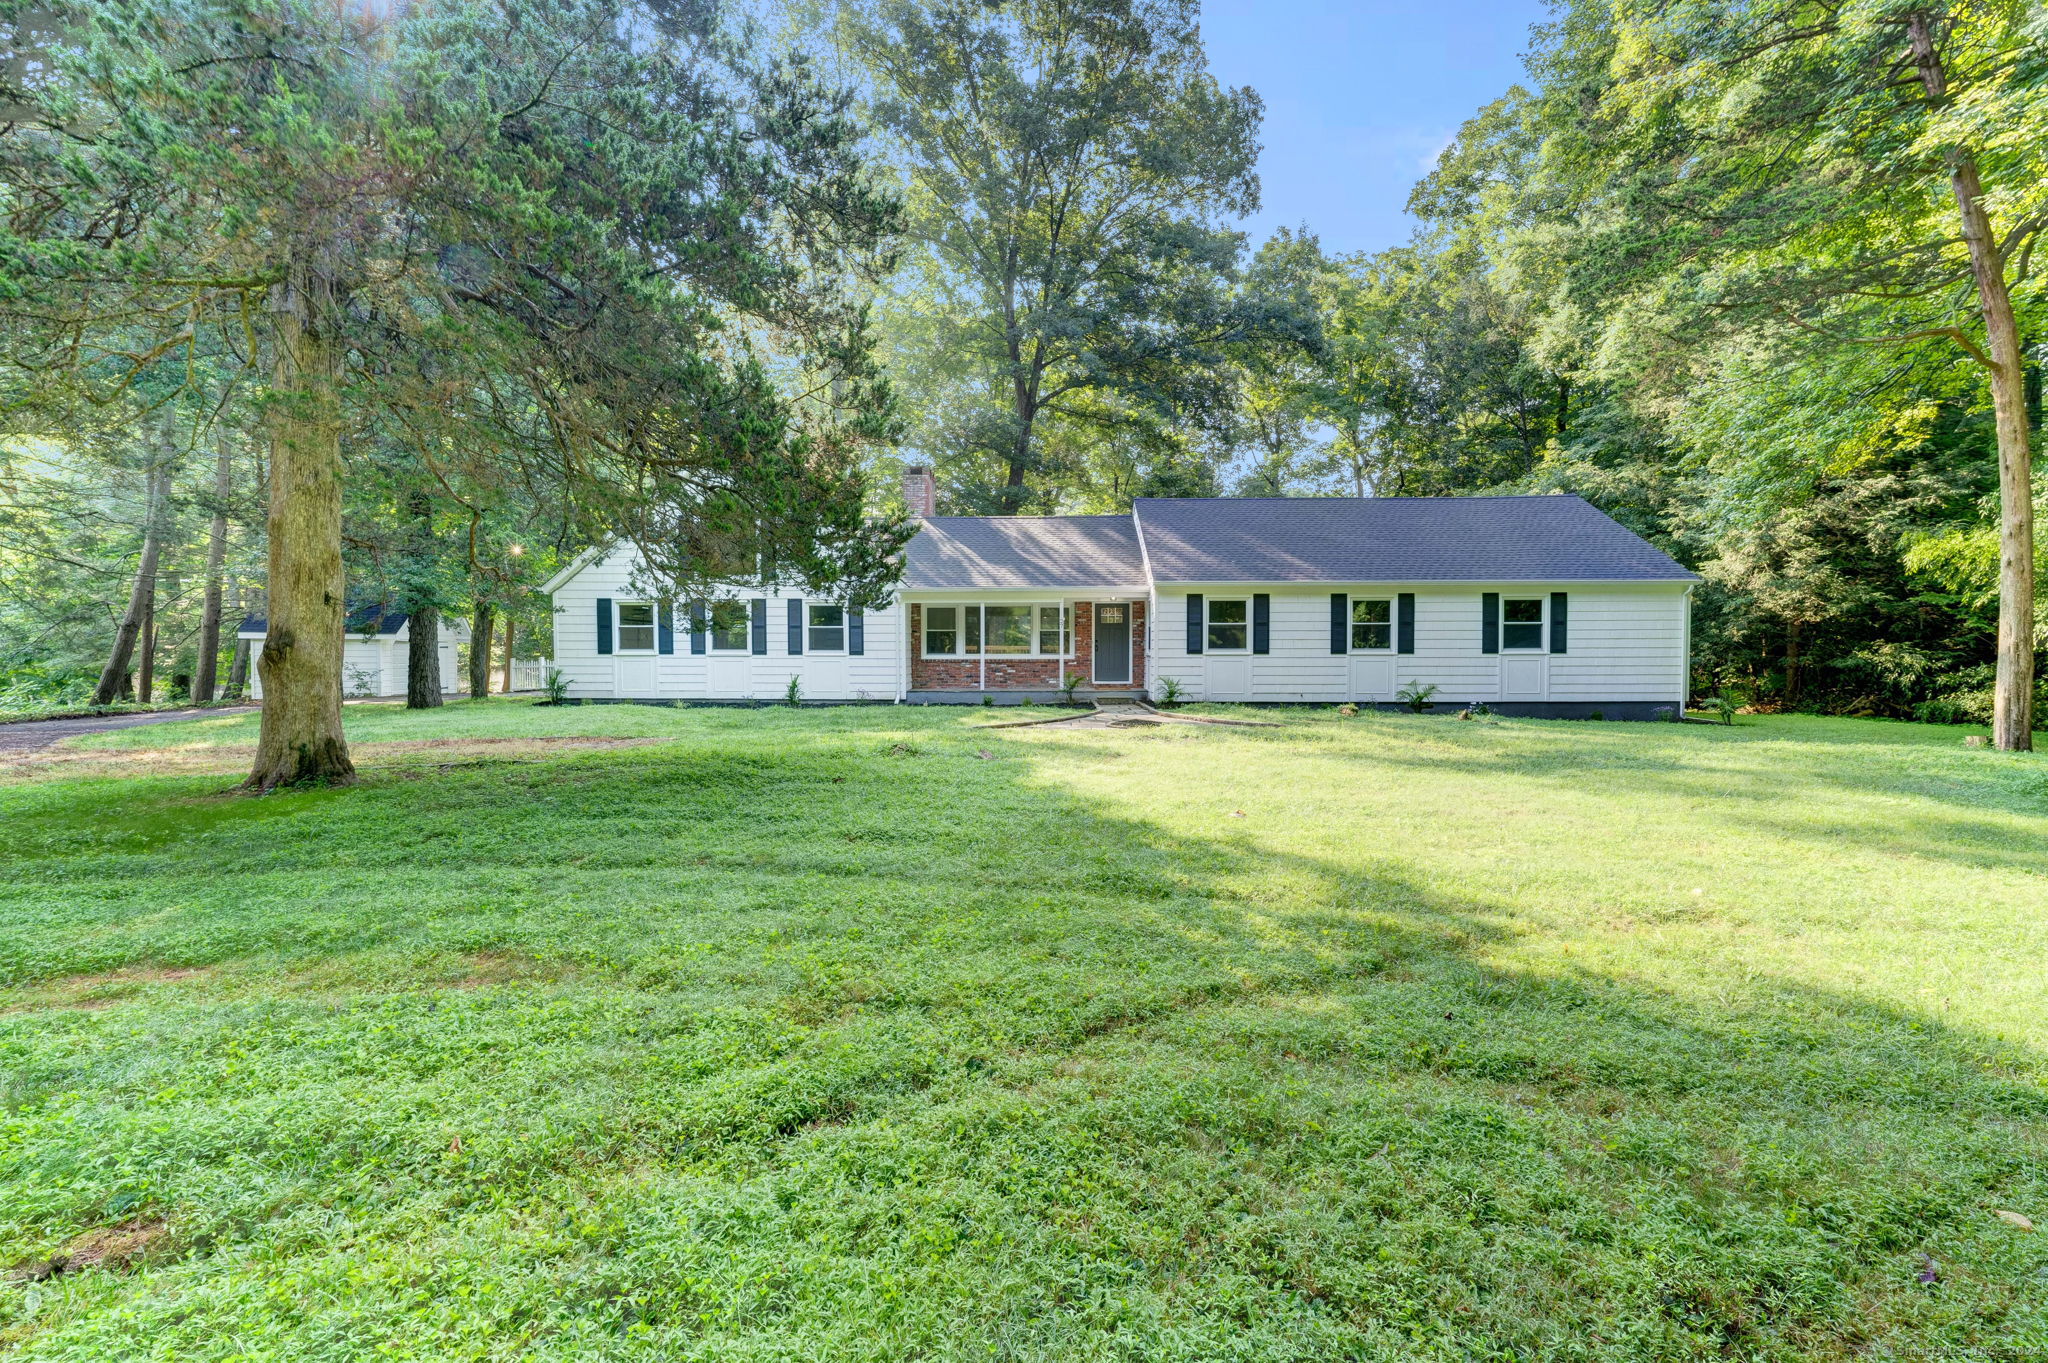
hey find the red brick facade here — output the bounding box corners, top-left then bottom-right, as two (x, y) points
(907, 600), (1147, 693)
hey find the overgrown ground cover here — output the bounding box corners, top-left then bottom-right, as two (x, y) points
(1, 701), (2044, 1360)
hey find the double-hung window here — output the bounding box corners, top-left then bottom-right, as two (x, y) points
(922, 603), (1070, 658)
(1036, 604), (1070, 655)
(807, 603), (846, 653)
(1206, 598), (1250, 652)
(616, 602), (657, 653)
(1350, 597), (1393, 651)
(923, 604), (965, 656)
(1502, 597), (1545, 650)
(708, 600), (750, 653)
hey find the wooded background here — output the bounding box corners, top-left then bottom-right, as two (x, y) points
(2, 0), (2040, 753)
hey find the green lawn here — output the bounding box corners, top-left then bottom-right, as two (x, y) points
(2, 701), (2044, 1360)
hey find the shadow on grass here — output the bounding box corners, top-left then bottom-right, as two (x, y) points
(1289, 714), (2048, 877)
(0, 721), (2042, 1358)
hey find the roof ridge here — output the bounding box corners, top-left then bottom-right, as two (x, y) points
(1131, 494), (1588, 504)
(925, 512), (1135, 521)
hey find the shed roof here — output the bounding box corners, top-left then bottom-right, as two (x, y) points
(238, 602), (411, 637)
(902, 515), (1146, 590)
(1132, 495), (1696, 584)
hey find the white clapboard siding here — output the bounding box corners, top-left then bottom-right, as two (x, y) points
(245, 631), (460, 700)
(550, 546), (902, 701)
(1149, 585), (1688, 705)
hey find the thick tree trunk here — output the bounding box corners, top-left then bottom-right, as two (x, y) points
(1949, 169), (2037, 750)
(91, 460), (170, 706)
(1004, 417), (1032, 510)
(192, 431), (233, 703)
(1784, 619), (1800, 706)
(1912, 13), (2034, 750)
(501, 616), (515, 693)
(406, 603), (444, 708)
(222, 581), (251, 699)
(1003, 350), (1041, 513)
(248, 283), (355, 789)
(137, 587), (156, 703)
(2025, 333), (2041, 434)
(404, 490), (443, 709)
(468, 601), (494, 699)
(226, 637), (251, 699)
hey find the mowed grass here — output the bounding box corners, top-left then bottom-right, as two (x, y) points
(1, 700), (2045, 1361)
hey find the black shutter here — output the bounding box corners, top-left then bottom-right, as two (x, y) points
(1330, 593), (1348, 654)
(1397, 593), (1415, 655)
(657, 598), (674, 655)
(1481, 592), (1500, 654)
(596, 598), (613, 655)
(1185, 593), (1204, 655)
(689, 600), (706, 655)
(750, 598), (767, 655)
(1252, 594), (1271, 654)
(787, 597), (804, 655)
(1550, 592), (1568, 654)
(849, 607), (864, 655)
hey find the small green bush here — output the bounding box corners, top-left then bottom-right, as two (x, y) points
(1396, 682), (1438, 713)
(1912, 665), (2048, 728)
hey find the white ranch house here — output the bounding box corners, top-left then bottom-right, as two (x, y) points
(543, 469), (1698, 717)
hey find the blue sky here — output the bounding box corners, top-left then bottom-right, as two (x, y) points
(1200, 0), (1550, 258)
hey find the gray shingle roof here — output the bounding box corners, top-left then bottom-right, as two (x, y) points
(903, 515), (1146, 590)
(238, 602), (411, 636)
(1132, 495), (1697, 583)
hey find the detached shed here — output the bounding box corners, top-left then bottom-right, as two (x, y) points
(236, 603), (466, 700)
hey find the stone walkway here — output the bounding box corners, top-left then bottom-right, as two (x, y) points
(977, 702), (1278, 732)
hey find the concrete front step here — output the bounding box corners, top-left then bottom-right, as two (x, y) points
(904, 688), (1147, 706)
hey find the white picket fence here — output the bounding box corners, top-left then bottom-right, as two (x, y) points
(507, 658), (551, 693)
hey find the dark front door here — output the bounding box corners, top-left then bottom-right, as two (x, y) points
(1092, 602), (1131, 684)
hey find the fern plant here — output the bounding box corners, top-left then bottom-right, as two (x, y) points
(1396, 682), (1439, 713)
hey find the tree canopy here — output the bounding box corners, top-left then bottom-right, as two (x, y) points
(1, 0), (910, 781)
(2, 0), (2042, 749)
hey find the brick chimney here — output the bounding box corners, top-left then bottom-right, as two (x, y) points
(900, 463), (936, 519)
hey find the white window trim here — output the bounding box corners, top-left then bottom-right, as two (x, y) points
(1203, 596), (1253, 655)
(919, 602), (1071, 660)
(919, 603), (968, 660)
(1501, 595), (1548, 652)
(706, 601), (752, 655)
(1347, 595), (1396, 653)
(614, 600), (659, 655)
(806, 602), (849, 656)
